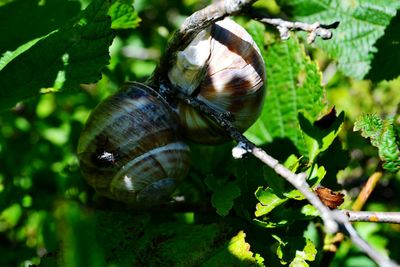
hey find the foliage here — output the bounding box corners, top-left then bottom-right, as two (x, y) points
(246, 28), (326, 156)
(354, 114), (400, 173)
(278, 0), (400, 80)
(0, 0), (399, 266)
(0, 0), (117, 111)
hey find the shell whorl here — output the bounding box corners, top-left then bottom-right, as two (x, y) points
(77, 82), (190, 205)
(168, 18), (266, 144)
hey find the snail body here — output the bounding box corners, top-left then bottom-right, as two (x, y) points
(77, 82), (190, 205)
(168, 18), (266, 144)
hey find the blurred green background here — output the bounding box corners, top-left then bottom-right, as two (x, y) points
(0, 0), (399, 266)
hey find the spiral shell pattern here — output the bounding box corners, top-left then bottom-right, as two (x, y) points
(169, 18), (266, 144)
(77, 82), (190, 205)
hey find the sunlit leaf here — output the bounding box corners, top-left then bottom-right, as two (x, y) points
(201, 231), (257, 266)
(298, 110), (345, 161)
(0, 204), (22, 231)
(354, 113), (400, 172)
(255, 187), (286, 217)
(274, 235), (317, 266)
(108, 0), (141, 29)
(255, 162), (326, 217)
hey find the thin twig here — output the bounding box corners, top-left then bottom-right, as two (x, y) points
(352, 172), (383, 211)
(344, 210), (400, 224)
(260, 18), (333, 43)
(247, 8), (339, 44)
(246, 8), (339, 43)
(245, 8), (339, 43)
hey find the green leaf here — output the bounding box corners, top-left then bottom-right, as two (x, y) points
(41, 124), (71, 146)
(255, 162), (326, 217)
(274, 235), (317, 266)
(0, 0), (81, 55)
(245, 37), (326, 155)
(279, 0), (400, 80)
(301, 205), (319, 217)
(0, 0), (115, 111)
(367, 13), (400, 82)
(0, 204), (22, 231)
(204, 175), (241, 216)
(108, 0), (141, 29)
(298, 110), (345, 161)
(354, 114), (400, 172)
(253, 218), (290, 228)
(0, 35), (54, 71)
(305, 164), (327, 188)
(283, 165), (326, 200)
(317, 138), (350, 186)
(263, 165), (286, 196)
(254, 205), (318, 229)
(201, 231), (257, 267)
(289, 238), (317, 267)
(255, 187), (287, 217)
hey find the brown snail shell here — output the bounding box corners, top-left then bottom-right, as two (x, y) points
(77, 82), (190, 206)
(168, 18), (266, 144)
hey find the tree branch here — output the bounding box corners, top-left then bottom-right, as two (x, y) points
(344, 210), (400, 224)
(333, 210), (398, 267)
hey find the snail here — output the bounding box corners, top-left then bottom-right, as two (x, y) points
(77, 82), (191, 206)
(168, 18), (266, 144)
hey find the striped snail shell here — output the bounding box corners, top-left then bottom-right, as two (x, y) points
(168, 18), (266, 144)
(77, 82), (190, 206)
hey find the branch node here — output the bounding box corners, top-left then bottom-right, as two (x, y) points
(232, 141), (252, 159)
(277, 26), (290, 40)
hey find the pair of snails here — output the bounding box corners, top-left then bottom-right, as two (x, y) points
(77, 18), (266, 206)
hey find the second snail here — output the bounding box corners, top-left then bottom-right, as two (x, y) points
(168, 18), (266, 144)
